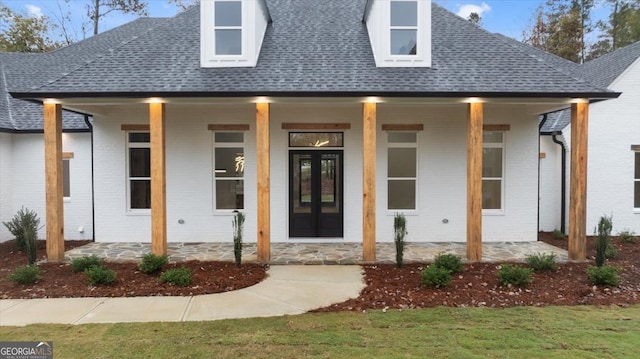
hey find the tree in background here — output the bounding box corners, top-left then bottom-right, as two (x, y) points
(589, 0), (640, 59)
(168, 0), (199, 11)
(523, 0), (594, 63)
(0, 2), (62, 52)
(87, 0), (148, 35)
(468, 12), (482, 26)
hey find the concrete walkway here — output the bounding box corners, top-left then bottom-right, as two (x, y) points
(0, 266), (365, 326)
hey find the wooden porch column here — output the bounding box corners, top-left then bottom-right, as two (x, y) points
(467, 102), (483, 261)
(44, 102), (65, 262)
(149, 102), (167, 255)
(256, 102), (270, 263)
(568, 101), (588, 261)
(363, 102), (376, 262)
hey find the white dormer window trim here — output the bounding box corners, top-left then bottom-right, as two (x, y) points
(200, 0), (271, 68)
(214, 0), (243, 56)
(390, 0), (418, 56)
(364, 0), (432, 68)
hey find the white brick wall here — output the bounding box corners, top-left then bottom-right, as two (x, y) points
(0, 133), (12, 241)
(586, 57), (640, 233)
(1, 132), (93, 241)
(543, 58), (640, 234)
(92, 102), (540, 243)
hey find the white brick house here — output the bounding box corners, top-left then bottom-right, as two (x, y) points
(3, 0), (617, 263)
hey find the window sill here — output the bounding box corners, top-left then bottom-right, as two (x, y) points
(126, 210), (151, 216)
(63, 197), (71, 203)
(482, 210), (505, 216)
(214, 210), (244, 216)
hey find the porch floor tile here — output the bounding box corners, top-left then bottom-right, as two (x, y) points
(63, 241), (568, 264)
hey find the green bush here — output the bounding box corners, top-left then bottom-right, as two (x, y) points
(552, 228), (567, 240)
(233, 211), (245, 267)
(71, 255), (102, 273)
(420, 265), (452, 288)
(595, 215), (613, 267)
(605, 242), (618, 259)
(138, 253), (169, 274)
(160, 268), (192, 287)
(587, 265), (621, 287)
(433, 253), (463, 274)
(2, 207), (40, 264)
(525, 253), (557, 273)
(618, 230), (638, 243)
(393, 213), (408, 268)
(498, 264), (533, 287)
(84, 265), (117, 286)
(8, 265), (41, 284)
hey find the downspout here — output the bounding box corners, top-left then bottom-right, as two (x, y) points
(551, 131), (567, 234)
(537, 115), (548, 239)
(84, 115), (95, 242)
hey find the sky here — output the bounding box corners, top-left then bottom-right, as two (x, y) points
(3, 0), (612, 42)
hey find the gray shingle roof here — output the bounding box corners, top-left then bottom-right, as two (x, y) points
(1, 17), (166, 131)
(580, 40), (640, 89)
(540, 40), (640, 132)
(8, 0), (614, 98)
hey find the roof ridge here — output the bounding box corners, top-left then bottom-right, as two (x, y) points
(584, 40), (640, 66)
(27, 17), (170, 92)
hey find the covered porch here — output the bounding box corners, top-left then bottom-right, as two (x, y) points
(42, 98), (590, 263)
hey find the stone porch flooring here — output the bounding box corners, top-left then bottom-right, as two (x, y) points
(63, 241), (569, 264)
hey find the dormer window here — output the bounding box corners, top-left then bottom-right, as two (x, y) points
(201, 0), (271, 68)
(390, 1), (417, 55)
(364, 0), (431, 67)
(214, 1), (242, 55)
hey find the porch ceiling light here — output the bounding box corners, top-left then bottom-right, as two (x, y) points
(462, 97), (485, 104)
(145, 97), (165, 104)
(363, 96), (383, 103)
(253, 96), (271, 104)
(569, 98), (589, 104)
(43, 98), (61, 104)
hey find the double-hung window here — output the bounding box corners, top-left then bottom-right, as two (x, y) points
(387, 132), (417, 210)
(390, 1), (417, 55)
(634, 151), (640, 209)
(127, 132), (151, 210)
(214, 132), (244, 210)
(214, 0), (242, 55)
(482, 131), (505, 211)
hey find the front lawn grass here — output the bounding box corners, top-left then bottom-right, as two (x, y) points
(1, 305), (639, 358)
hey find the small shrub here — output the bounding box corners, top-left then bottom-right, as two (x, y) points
(160, 268), (192, 287)
(138, 253), (169, 274)
(525, 253), (557, 273)
(433, 253), (463, 274)
(420, 265), (452, 288)
(587, 265), (621, 287)
(2, 207), (40, 251)
(8, 265), (41, 284)
(595, 214), (613, 267)
(498, 264), (533, 287)
(618, 230), (638, 243)
(23, 225), (38, 265)
(233, 211), (245, 267)
(71, 255), (102, 273)
(84, 265), (117, 286)
(393, 213), (408, 268)
(605, 242), (618, 259)
(552, 229), (567, 240)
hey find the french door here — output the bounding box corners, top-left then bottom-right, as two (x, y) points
(289, 150), (343, 237)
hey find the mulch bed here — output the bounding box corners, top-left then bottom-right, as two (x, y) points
(0, 240), (267, 299)
(2, 234), (639, 311)
(313, 233), (640, 311)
